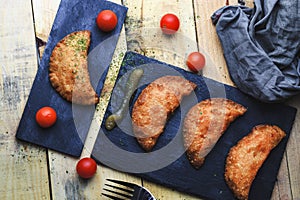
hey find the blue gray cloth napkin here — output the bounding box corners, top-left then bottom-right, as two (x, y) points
(211, 0), (300, 102)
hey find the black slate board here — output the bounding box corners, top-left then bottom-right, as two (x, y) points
(16, 0), (128, 157)
(92, 51), (297, 200)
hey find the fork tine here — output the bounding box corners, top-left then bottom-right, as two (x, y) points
(101, 192), (124, 200)
(102, 179), (136, 200)
(103, 179), (155, 200)
(106, 179), (136, 188)
(105, 183), (133, 194)
(103, 188), (132, 199)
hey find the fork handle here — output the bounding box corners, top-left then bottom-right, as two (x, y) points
(137, 190), (156, 200)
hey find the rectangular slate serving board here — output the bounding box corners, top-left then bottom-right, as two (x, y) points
(16, 0), (128, 157)
(92, 51), (297, 200)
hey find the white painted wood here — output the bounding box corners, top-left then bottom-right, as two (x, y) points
(0, 0), (50, 199)
(2, 0), (297, 199)
(123, 0), (200, 199)
(32, 0), (141, 199)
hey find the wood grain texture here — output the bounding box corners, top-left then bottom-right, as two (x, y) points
(33, 0), (60, 58)
(3, 0), (298, 199)
(33, 0), (60, 42)
(32, 0), (88, 199)
(286, 96), (300, 200)
(32, 0), (141, 199)
(194, 0), (233, 85)
(124, 0), (198, 69)
(0, 0), (50, 199)
(271, 153), (293, 200)
(123, 0), (200, 199)
(195, 1), (295, 200)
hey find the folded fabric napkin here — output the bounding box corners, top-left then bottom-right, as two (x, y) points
(211, 0), (300, 102)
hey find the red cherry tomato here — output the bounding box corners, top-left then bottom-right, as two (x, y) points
(96, 10), (118, 32)
(35, 106), (57, 128)
(186, 52), (206, 73)
(76, 157), (97, 179)
(160, 13), (180, 35)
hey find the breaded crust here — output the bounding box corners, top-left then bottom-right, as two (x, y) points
(132, 76), (197, 151)
(225, 125), (286, 200)
(49, 30), (99, 105)
(183, 98), (247, 169)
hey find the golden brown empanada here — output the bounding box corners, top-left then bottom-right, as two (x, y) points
(225, 125), (286, 200)
(132, 76), (197, 151)
(49, 30), (99, 105)
(183, 98), (247, 169)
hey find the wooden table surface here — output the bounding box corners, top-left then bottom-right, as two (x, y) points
(1, 0), (300, 199)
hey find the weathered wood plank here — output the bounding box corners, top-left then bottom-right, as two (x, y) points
(124, 0), (198, 68)
(286, 96), (300, 200)
(33, 0), (60, 58)
(47, 25), (140, 200)
(195, 0), (254, 85)
(29, 0), (300, 199)
(32, 0), (77, 199)
(32, 0), (140, 199)
(33, 0), (61, 42)
(84, 0), (142, 195)
(271, 153), (293, 200)
(123, 0), (200, 199)
(0, 0), (50, 199)
(194, 0), (233, 85)
(195, 1), (296, 200)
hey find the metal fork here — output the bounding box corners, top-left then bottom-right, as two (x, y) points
(102, 179), (156, 200)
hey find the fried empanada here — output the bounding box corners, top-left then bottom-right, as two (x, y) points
(132, 76), (197, 151)
(49, 30), (99, 105)
(225, 125), (286, 200)
(183, 98), (246, 169)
